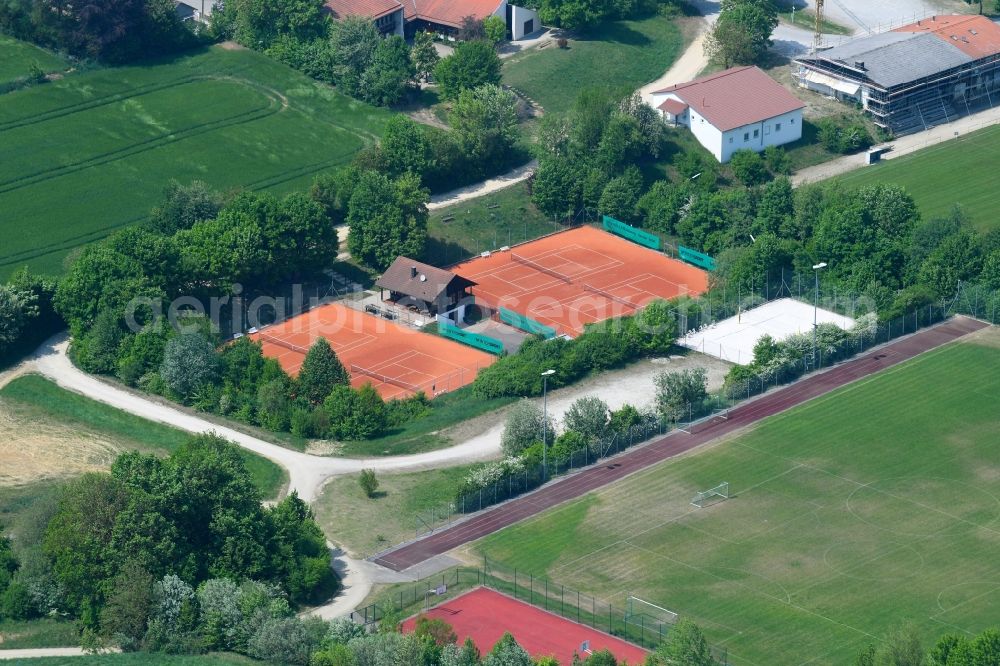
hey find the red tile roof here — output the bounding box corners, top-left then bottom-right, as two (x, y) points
(325, 0), (401, 20)
(658, 98), (688, 115)
(328, 0), (501, 27)
(653, 66), (805, 132)
(893, 14), (1000, 60)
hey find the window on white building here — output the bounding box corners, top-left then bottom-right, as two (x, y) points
(753, 129), (760, 138)
(743, 132), (749, 141)
(775, 122), (782, 132)
(729, 137), (733, 143)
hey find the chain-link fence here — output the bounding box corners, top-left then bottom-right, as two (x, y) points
(349, 560), (729, 662)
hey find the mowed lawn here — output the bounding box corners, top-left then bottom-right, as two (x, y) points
(0, 45), (390, 278)
(0, 35), (68, 84)
(502, 15), (684, 114)
(836, 125), (1000, 231)
(0, 374), (286, 498)
(475, 329), (1000, 665)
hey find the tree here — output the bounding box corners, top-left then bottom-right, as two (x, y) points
(872, 624), (924, 666)
(598, 167), (644, 223)
(100, 561), (155, 650)
(359, 469), (380, 498)
(413, 615), (458, 646)
(441, 638), (481, 666)
(324, 384), (387, 440)
(500, 399), (554, 456)
(160, 333), (221, 398)
(149, 180), (224, 235)
(330, 16), (380, 97)
(705, 0), (777, 67)
(457, 15), (486, 41)
(563, 395), (610, 442)
(434, 40), (502, 100)
(450, 84), (519, 174)
(379, 116), (434, 179)
(360, 35), (414, 106)
(654, 367), (708, 421)
(638, 181), (690, 234)
(929, 633), (966, 666)
(0, 527), (18, 596)
(230, 0), (326, 48)
(530, 0), (611, 29)
(483, 15), (507, 45)
(656, 619), (718, 666)
(531, 158), (583, 220)
(483, 632), (533, 666)
(411, 30), (440, 81)
(346, 171), (429, 270)
(298, 338), (349, 405)
(597, 114), (644, 173)
(729, 149), (768, 186)
(0, 283), (39, 358)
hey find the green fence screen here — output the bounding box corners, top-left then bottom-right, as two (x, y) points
(439, 320), (505, 355)
(498, 307), (557, 339)
(602, 215), (661, 250)
(678, 245), (717, 271)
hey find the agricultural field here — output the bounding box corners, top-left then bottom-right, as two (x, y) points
(425, 182), (563, 267)
(835, 125), (1000, 231)
(314, 463), (477, 557)
(0, 45), (390, 279)
(473, 329), (1000, 664)
(9, 655), (258, 665)
(0, 374), (286, 497)
(502, 14), (685, 114)
(0, 35), (68, 85)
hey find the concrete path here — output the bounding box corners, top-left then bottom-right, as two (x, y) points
(792, 104), (1000, 186)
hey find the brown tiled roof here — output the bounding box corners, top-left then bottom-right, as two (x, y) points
(375, 257), (476, 302)
(893, 14), (1000, 60)
(658, 98), (688, 115)
(653, 66), (805, 132)
(325, 0), (402, 20)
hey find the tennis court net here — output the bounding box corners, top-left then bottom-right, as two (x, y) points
(350, 364), (423, 394)
(583, 283), (639, 309)
(257, 333), (309, 355)
(511, 252), (573, 284)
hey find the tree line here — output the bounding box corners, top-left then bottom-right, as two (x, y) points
(855, 623), (1000, 666)
(0, 434), (334, 654)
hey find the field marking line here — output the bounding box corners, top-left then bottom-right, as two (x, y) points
(548, 463), (807, 576)
(624, 541), (878, 641)
(930, 583), (1000, 620)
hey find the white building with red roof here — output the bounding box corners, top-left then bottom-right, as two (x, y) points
(651, 66), (805, 163)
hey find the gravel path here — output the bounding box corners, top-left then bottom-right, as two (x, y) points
(426, 160), (538, 211)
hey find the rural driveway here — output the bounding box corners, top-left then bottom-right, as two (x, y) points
(427, 160), (538, 211)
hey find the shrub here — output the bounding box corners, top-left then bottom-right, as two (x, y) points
(160, 333), (221, 399)
(557, 37), (568, 48)
(763, 145), (791, 175)
(729, 149), (768, 186)
(654, 367), (708, 421)
(562, 396), (610, 443)
(359, 469), (379, 498)
(501, 399), (554, 456)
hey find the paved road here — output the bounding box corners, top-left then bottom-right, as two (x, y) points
(373, 316), (988, 571)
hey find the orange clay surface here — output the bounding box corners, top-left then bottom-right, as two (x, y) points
(247, 302), (495, 400)
(452, 226), (710, 337)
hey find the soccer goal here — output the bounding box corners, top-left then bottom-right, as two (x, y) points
(690, 482), (730, 508)
(624, 596), (679, 628)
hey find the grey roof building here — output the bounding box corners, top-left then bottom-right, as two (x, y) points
(794, 15), (1000, 135)
(375, 257), (476, 317)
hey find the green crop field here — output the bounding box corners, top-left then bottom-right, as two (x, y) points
(0, 45), (390, 279)
(475, 329), (1000, 664)
(835, 126), (1000, 231)
(502, 15), (684, 114)
(13, 654), (257, 665)
(0, 35), (68, 84)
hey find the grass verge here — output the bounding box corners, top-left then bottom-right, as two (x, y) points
(9, 654), (258, 665)
(474, 331), (1000, 664)
(313, 464), (477, 557)
(0, 36), (68, 85)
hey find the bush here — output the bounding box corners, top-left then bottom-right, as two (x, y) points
(500, 399), (554, 456)
(557, 37), (568, 48)
(816, 117), (873, 154)
(654, 367), (708, 421)
(160, 333), (221, 399)
(763, 145), (791, 175)
(0, 581), (36, 620)
(562, 396), (610, 443)
(359, 469), (379, 498)
(729, 149), (768, 186)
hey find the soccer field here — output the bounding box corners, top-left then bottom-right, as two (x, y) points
(475, 329), (1000, 664)
(835, 125), (1000, 232)
(0, 45), (389, 278)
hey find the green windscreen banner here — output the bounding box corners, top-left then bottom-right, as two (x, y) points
(602, 215), (661, 250)
(498, 307), (557, 339)
(678, 245), (717, 271)
(438, 320), (505, 355)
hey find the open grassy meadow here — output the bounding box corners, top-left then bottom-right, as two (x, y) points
(474, 329), (1000, 664)
(0, 36), (68, 85)
(0, 45), (390, 278)
(835, 125), (1000, 231)
(11, 655), (258, 665)
(0, 374), (286, 498)
(502, 15), (684, 114)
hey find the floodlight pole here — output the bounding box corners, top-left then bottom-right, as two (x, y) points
(812, 262), (827, 367)
(541, 369), (555, 479)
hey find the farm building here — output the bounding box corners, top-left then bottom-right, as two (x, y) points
(650, 66), (805, 163)
(324, 0), (541, 40)
(793, 15), (1000, 135)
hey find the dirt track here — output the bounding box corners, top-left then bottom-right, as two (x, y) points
(372, 316), (988, 571)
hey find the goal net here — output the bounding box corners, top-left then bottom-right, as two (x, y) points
(690, 482), (730, 508)
(624, 595), (679, 631)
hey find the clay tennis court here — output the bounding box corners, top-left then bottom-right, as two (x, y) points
(452, 226), (710, 337)
(247, 303), (495, 400)
(401, 587), (649, 664)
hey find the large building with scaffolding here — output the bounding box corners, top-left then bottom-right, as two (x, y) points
(793, 15), (1000, 135)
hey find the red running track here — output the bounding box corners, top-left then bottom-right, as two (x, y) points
(374, 316), (989, 572)
(401, 587), (649, 664)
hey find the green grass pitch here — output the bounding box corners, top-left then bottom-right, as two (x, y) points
(835, 125), (1000, 232)
(0, 45), (390, 279)
(475, 330), (1000, 665)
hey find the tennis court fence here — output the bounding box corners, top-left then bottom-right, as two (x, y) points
(348, 559), (729, 662)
